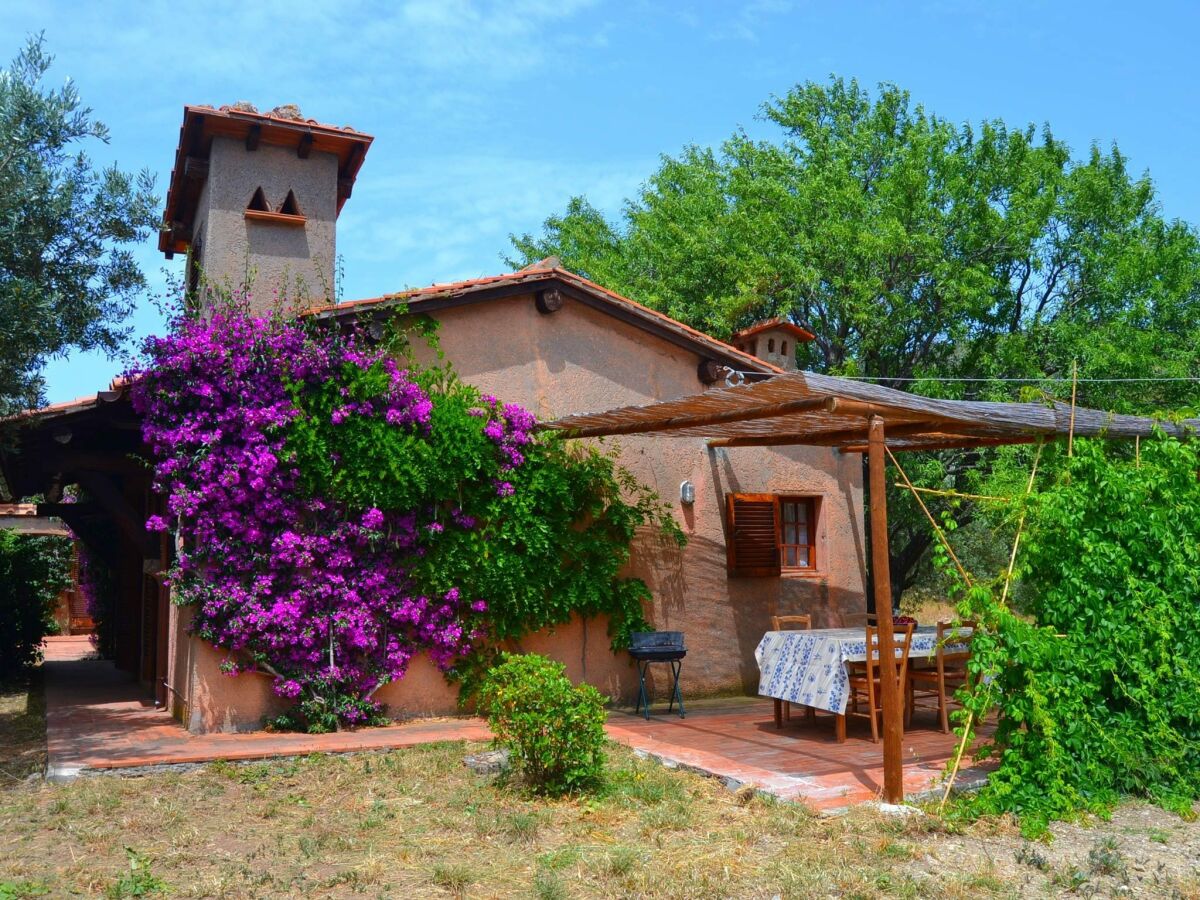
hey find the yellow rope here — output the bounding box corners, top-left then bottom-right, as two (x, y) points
(938, 441), (1044, 812)
(884, 446), (972, 587)
(892, 484), (1010, 503)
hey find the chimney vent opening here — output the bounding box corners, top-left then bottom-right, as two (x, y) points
(247, 187), (270, 212)
(279, 189), (302, 216)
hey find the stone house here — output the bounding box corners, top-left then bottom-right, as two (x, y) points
(2, 104), (867, 732)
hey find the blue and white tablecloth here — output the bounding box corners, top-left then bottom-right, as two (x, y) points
(755, 626), (970, 715)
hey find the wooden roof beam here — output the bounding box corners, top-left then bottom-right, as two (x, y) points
(708, 420), (952, 449)
(559, 396), (833, 439)
(839, 435), (1040, 454)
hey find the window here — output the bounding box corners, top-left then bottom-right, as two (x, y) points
(781, 341), (788, 356)
(779, 497), (816, 569)
(768, 338), (776, 352)
(720, 494), (816, 578)
(725, 493), (820, 576)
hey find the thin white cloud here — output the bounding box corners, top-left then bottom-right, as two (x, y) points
(337, 153), (648, 292)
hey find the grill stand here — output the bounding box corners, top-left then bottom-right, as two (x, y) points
(635, 658), (685, 720)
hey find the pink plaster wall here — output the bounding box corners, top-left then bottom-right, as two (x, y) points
(406, 292), (868, 702)
(171, 289), (866, 731)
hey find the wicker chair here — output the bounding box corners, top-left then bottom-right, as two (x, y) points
(906, 621), (975, 733)
(845, 623), (915, 743)
(770, 615), (814, 728)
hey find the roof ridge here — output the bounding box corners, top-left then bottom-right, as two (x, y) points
(309, 266), (781, 375)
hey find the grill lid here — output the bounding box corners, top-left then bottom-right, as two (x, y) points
(628, 631), (686, 660)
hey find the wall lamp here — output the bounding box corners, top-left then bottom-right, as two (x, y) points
(680, 480), (695, 505)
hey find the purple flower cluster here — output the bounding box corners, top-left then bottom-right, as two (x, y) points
(472, 395), (536, 493)
(129, 308), (523, 724)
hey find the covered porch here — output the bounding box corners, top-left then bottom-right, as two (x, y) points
(549, 368), (1196, 803)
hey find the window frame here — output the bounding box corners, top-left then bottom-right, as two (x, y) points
(725, 492), (822, 577)
(777, 495), (818, 572)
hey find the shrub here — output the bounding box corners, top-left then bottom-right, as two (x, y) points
(479, 653), (607, 794)
(958, 435), (1200, 834)
(0, 530), (73, 678)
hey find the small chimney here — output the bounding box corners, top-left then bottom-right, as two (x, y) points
(730, 318), (814, 372)
(159, 103), (373, 314)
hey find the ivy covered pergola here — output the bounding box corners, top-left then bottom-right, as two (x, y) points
(546, 369), (1198, 803)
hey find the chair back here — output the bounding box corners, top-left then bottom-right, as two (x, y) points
(864, 623), (915, 687)
(771, 614), (812, 631)
(936, 620), (975, 675)
(842, 612), (878, 628)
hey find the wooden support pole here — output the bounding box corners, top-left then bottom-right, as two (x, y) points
(868, 416), (905, 804)
(1068, 359), (1078, 457)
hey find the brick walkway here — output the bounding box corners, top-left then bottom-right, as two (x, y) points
(41, 637), (490, 780)
(42, 637), (989, 811)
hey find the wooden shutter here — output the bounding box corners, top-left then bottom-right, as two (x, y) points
(726, 493), (780, 576)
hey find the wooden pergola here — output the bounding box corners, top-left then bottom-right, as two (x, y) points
(546, 370), (1198, 803)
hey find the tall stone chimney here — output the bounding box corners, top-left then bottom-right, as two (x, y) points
(159, 103), (373, 314)
(730, 318), (815, 372)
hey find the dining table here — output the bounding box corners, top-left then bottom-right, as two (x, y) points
(754, 625), (971, 742)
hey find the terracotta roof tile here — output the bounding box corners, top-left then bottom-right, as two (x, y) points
(731, 318), (816, 343)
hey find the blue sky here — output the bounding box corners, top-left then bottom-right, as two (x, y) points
(6, 0), (1199, 403)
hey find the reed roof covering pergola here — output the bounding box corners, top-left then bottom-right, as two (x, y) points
(545, 370), (1198, 450)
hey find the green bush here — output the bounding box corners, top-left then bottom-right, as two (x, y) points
(958, 436), (1200, 835)
(0, 530), (73, 678)
(479, 653), (607, 794)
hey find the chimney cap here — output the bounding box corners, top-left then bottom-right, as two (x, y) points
(730, 317), (815, 343)
(158, 104), (374, 256)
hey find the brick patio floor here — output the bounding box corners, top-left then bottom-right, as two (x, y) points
(41, 637), (990, 811)
(606, 698), (993, 812)
(41, 637), (490, 780)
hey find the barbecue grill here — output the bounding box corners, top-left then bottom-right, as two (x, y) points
(628, 631), (686, 719)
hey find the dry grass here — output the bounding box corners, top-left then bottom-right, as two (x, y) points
(0, 670), (46, 785)
(0, 740), (1026, 899)
(2, 678), (1198, 898)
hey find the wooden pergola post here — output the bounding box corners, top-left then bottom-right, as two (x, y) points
(868, 415), (904, 803)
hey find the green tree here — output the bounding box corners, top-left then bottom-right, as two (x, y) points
(511, 77), (1200, 601)
(0, 530), (73, 677)
(0, 35), (157, 419)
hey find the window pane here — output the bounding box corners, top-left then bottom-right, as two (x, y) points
(784, 546), (796, 566)
(796, 524), (808, 545)
(798, 547), (809, 567)
(796, 502), (808, 523)
(782, 502), (795, 522)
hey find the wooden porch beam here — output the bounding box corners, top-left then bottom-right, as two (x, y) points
(562, 396), (833, 439)
(73, 471), (151, 553)
(839, 435), (1039, 454)
(868, 416), (904, 805)
(708, 420), (949, 449)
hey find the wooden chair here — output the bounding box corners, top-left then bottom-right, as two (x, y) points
(770, 615), (815, 728)
(844, 623), (915, 743)
(906, 621), (975, 733)
(842, 612), (878, 628)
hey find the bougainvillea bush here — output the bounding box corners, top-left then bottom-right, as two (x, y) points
(955, 436), (1200, 835)
(130, 301), (680, 732)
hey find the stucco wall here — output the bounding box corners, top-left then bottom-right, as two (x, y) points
(195, 137), (338, 310)
(402, 293), (868, 703)
(173, 289), (867, 731)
